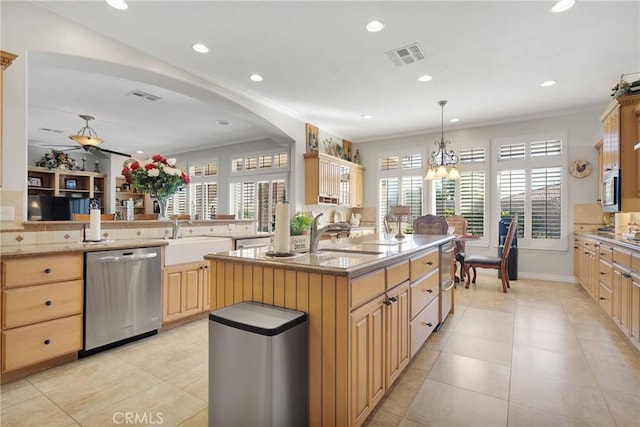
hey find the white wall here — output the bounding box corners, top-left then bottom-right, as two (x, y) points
(1, 2), (307, 219)
(355, 108), (606, 281)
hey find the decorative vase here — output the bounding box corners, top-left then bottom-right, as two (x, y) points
(154, 195), (170, 220)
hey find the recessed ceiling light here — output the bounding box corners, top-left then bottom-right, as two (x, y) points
(551, 0), (575, 13)
(136, 150), (144, 154)
(105, 0), (128, 10)
(365, 20), (385, 33)
(362, 114), (372, 119)
(249, 74), (263, 82)
(450, 118), (460, 123)
(541, 80), (557, 87)
(192, 43), (209, 54)
(216, 120), (229, 126)
(418, 74), (433, 83)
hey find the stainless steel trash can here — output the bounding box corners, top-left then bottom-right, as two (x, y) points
(209, 301), (308, 427)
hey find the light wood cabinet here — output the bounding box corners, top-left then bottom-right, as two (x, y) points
(304, 152), (365, 206)
(631, 270), (640, 350)
(27, 167), (107, 212)
(115, 176), (149, 215)
(594, 139), (603, 202)
(1, 254), (83, 375)
(162, 261), (208, 323)
(384, 281), (410, 388)
(1, 50), (18, 188)
(599, 94), (640, 210)
(635, 104), (640, 196)
(612, 248), (632, 335)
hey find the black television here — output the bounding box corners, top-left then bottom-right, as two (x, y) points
(28, 196), (91, 221)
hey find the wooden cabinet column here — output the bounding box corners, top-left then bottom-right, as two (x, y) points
(1, 50), (18, 188)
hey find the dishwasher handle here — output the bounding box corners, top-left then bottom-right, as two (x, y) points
(237, 243), (269, 249)
(95, 252), (158, 263)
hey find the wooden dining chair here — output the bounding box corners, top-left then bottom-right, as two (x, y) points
(413, 214), (448, 235)
(445, 215), (469, 280)
(464, 216), (517, 293)
(73, 213), (116, 221)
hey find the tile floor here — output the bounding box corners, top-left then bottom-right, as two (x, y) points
(1, 277), (638, 426)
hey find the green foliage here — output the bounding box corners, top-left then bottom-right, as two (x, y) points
(290, 212), (312, 236)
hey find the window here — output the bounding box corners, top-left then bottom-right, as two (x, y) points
(168, 161), (218, 219)
(379, 153), (423, 232)
(495, 137), (566, 249)
(232, 152), (288, 172)
(459, 171), (485, 236)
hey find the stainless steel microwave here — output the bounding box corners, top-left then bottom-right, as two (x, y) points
(602, 169), (621, 213)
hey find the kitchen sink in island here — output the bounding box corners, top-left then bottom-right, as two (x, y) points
(204, 234), (455, 427)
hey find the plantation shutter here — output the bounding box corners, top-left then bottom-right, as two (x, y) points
(401, 176), (423, 221)
(498, 170), (526, 237)
(531, 167), (562, 239)
(434, 178), (455, 217)
(460, 171), (485, 236)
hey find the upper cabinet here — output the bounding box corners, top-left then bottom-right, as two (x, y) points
(304, 152), (365, 206)
(1, 50), (18, 189)
(599, 94), (640, 211)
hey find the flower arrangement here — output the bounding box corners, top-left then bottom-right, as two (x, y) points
(121, 154), (190, 218)
(35, 149), (79, 170)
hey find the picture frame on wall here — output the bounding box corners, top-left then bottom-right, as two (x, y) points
(27, 176), (42, 187)
(306, 123), (319, 153)
(65, 178), (78, 190)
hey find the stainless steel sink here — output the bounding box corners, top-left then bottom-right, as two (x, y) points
(164, 236), (232, 266)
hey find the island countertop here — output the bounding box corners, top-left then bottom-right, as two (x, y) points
(204, 234), (453, 277)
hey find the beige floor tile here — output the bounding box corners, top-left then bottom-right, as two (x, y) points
(588, 358), (640, 396)
(514, 311), (575, 336)
(405, 379), (508, 427)
(600, 387), (640, 427)
(427, 352), (510, 399)
(580, 337), (640, 370)
(364, 407), (403, 427)
(165, 362), (208, 401)
(408, 347), (440, 377)
(379, 369), (427, 417)
(27, 353), (163, 420)
(0, 394), (78, 427)
(0, 378), (42, 409)
(462, 306), (515, 325)
(510, 368), (615, 427)
(507, 401), (597, 427)
(398, 419), (429, 427)
(75, 382), (206, 427)
(513, 327), (583, 354)
(511, 345), (598, 389)
(442, 333), (513, 367)
(178, 407), (208, 427)
(453, 316), (514, 344)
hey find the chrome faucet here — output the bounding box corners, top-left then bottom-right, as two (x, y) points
(171, 219), (192, 239)
(309, 213), (351, 253)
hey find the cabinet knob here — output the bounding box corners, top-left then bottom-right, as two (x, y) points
(426, 261), (433, 265)
(44, 339), (51, 345)
(384, 299), (393, 306)
(204, 265), (209, 269)
(45, 300), (52, 306)
(622, 273), (631, 279)
(426, 322), (433, 327)
(426, 289), (433, 293)
(389, 296), (397, 303)
(44, 268), (52, 274)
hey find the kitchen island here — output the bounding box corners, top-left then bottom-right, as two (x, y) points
(204, 234), (455, 427)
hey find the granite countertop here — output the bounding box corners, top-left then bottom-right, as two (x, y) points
(204, 234), (453, 277)
(0, 239), (169, 259)
(574, 231), (640, 252)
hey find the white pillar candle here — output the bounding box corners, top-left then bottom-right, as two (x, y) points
(273, 202), (290, 253)
(88, 208), (101, 241)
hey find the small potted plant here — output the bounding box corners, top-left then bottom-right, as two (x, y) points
(290, 212), (312, 252)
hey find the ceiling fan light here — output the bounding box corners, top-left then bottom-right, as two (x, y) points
(425, 168), (436, 180)
(69, 135), (103, 146)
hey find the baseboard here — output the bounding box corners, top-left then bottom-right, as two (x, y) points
(472, 270), (577, 284)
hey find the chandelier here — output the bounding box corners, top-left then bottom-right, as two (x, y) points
(69, 115), (104, 146)
(425, 100), (459, 180)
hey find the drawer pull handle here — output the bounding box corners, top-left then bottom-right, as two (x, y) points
(45, 300), (52, 306)
(44, 268), (52, 274)
(426, 322), (433, 327)
(384, 300), (393, 306)
(44, 339), (51, 345)
(622, 273), (631, 279)
(426, 289), (433, 293)
(599, 297), (606, 300)
(426, 261), (433, 265)
(600, 272), (606, 275)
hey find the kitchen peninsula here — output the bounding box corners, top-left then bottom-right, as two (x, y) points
(204, 234), (455, 427)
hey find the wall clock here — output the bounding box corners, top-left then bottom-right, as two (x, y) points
(569, 160), (592, 178)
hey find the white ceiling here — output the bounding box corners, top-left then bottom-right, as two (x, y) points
(27, 0), (640, 156)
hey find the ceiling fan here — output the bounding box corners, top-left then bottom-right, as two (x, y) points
(41, 114), (131, 158)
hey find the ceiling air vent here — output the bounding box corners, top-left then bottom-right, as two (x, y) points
(385, 43), (425, 67)
(125, 89), (161, 101)
(39, 127), (64, 133)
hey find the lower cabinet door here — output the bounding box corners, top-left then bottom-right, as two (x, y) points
(2, 315), (82, 372)
(351, 296), (385, 426)
(386, 282), (410, 388)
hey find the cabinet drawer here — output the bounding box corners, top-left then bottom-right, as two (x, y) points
(410, 249), (438, 282)
(598, 283), (612, 317)
(410, 270), (438, 319)
(386, 261), (409, 290)
(633, 253), (640, 273)
(2, 280), (83, 329)
(599, 260), (613, 287)
(599, 244), (614, 263)
(2, 254), (82, 288)
(351, 269), (385, 309)
(410, 297), (439, 358)
(2, 314), (82, 372)
(613, 248), (631, 269)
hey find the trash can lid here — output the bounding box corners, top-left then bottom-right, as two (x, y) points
(209, 301), (307, 336)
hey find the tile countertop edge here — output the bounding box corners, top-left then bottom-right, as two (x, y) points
(574, 231), (640, 252)
(204, 235), (454, 277)
(0, 239), (169, 259)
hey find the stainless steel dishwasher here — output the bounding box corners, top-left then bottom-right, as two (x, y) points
(83, 246), (162, 353)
